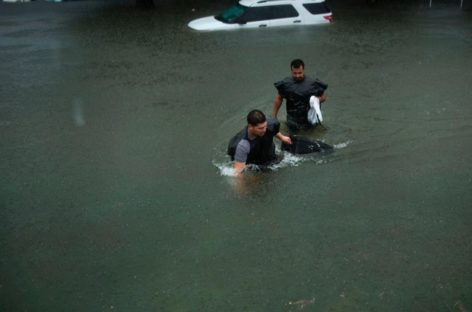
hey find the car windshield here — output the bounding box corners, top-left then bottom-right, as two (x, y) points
(215, 4), (247, 23)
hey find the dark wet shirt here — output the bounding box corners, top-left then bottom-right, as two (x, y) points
(274, 76), (327, 128)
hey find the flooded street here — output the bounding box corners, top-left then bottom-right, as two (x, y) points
(1, 0), (471, 311)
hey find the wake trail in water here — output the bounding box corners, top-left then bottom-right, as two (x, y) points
(214, 140), (351, 176)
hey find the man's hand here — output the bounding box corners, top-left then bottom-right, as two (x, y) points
(281, 135), (292, 145)
(233, 161), (246, 175)
(277, 133), (292, 145)
(319, 92), (327, 104)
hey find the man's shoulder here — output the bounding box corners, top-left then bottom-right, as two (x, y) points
(237, 138), (250, 147)
(305, 76), (328, 89)
(235, 139), (251, 154)
(227, 127), (248, 157)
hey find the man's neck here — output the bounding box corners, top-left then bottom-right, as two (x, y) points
(246, 128), (257, 140)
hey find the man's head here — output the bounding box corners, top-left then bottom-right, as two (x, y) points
(247, 109), (267, 137)
(290, 58), (305, 82)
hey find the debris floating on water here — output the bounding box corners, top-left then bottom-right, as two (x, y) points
(288, 297), (315, 309)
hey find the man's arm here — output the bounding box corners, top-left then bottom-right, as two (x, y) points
(275, 132), (292, 145)
(272, 95), (283, 119)
(233, 140), (250, 175)
(319, 92), (327, 104)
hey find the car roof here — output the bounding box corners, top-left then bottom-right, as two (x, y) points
(239, 0), (326, 7)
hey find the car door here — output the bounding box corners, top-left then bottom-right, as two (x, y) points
(265, 5), (300, 28)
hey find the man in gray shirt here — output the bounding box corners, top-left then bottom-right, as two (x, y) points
(227, 110), (292, 174)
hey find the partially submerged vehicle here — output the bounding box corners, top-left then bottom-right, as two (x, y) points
(188, 0), (333, 31)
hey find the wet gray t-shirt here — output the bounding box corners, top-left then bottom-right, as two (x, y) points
(234, 140), (251, 163)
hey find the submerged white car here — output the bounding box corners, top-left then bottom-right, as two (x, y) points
(188, 0), (333, 31)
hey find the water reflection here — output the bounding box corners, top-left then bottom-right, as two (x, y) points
(72, 97), (86, 127)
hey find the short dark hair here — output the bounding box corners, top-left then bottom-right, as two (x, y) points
(247, 109), (266, 126)
(291, 59), (305, 69)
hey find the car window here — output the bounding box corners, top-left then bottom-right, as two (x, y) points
(303, 3), (331, 14)
(216, 4), (247, 23)
(238, 5), (299, 23)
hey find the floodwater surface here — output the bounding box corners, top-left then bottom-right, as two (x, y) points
(1, 0), (471, 311)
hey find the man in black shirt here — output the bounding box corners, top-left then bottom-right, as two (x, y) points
(272, 59), (328, 131)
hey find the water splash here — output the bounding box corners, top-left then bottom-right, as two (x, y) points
(270, 152), (304, 170)
(214, 140), (350, 176)
(333, 140), (352, 149)
(214, 161), (238, 177)
(214, 152), (316, 176)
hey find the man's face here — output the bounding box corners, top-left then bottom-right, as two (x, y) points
(249, 121), (268, 137)
(291, 66), (305, 81)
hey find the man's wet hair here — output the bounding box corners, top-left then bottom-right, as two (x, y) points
(247, 109), (266, 126)
(291, 59), (305, 69)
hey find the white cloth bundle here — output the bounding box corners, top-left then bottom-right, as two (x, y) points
(307, 95), (323, 125)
